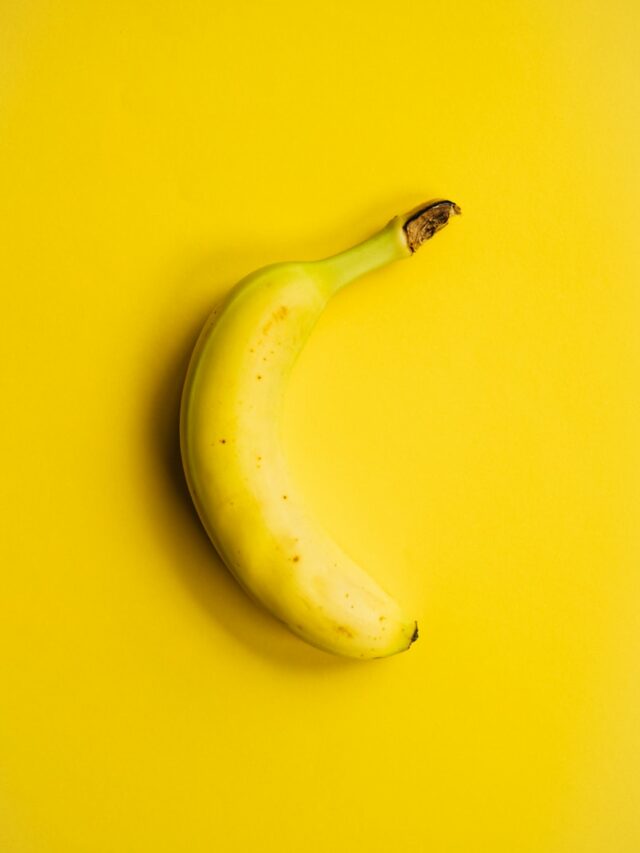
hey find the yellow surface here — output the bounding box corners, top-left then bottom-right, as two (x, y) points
(1, 1), (638, 850)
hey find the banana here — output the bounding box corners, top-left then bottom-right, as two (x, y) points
(180, 200), (460, 659)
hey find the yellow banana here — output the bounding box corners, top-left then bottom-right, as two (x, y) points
(180, 200), (460, 659)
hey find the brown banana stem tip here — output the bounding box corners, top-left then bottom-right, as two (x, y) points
(403, 199), (461, 252)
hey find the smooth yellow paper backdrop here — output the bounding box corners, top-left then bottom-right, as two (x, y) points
(1, 1), (639, 851)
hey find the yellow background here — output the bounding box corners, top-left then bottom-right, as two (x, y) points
(1, 1), (639, 850)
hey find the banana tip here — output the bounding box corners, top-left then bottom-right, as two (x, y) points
(403, 199), (461, 252)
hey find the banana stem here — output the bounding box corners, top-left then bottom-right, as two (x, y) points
(317, 219), (408, 293)
(317, 199), (461, 295)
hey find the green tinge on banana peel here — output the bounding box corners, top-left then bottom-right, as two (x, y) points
(180, 200), (461, 659)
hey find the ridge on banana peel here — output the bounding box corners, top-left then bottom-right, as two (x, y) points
(180, 200), (461, 659)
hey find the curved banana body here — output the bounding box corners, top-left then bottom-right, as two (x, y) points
(180, 201), (460, 658)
